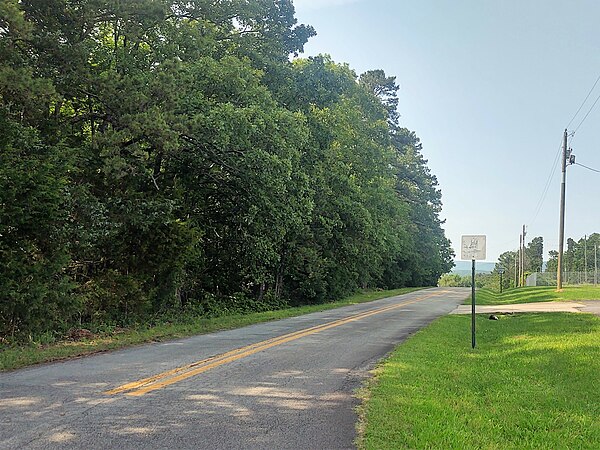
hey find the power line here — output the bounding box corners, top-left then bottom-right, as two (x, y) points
(553, 75), (600, 288)
(568, 129), (576, 147)
(515, 74), (600, 263)
(527, 137), (563, 227)
(574, 162), (600, 173)
(566, 72), (600, 129)
(496, 236), (519, 250)
(573, 90), (600, 134)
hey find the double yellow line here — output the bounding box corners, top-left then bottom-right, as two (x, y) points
(105, 290), (442, 397)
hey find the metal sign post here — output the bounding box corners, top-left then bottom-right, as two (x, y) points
(461, 235), (487, 349)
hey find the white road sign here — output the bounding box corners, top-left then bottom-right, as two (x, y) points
(461, 235), (487, 261)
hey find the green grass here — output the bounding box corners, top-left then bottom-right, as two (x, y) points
(468, 285), (600, 305)
(0, 287), (422, 372)
(358, 312), (600, 449)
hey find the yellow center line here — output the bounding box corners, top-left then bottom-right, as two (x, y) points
(106, 306), (391, 395)
(106, 290), (443, 397)
(105, 328), (325, 395)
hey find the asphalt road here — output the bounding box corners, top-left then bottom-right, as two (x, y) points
(0, 287), (468, 449)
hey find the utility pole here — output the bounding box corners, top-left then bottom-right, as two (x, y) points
(514, 250), (518, 288)
(584, 234), (588, 283)
(557, 129), (568, 291)
(521, 225), (527, 286)
(595, 244), (598, 286)
(517, 234), (523, 287)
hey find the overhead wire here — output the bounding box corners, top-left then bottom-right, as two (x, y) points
(496, 236), (520, 251)
(497, 72), (600, 259)
(566, 72), (600, 130)
(526, 138), (563, 227)
(574, 162), (600, 173)
(527, 71), (600, 228)
(573, 89), (600, 135)
(569, 72), (600, 148)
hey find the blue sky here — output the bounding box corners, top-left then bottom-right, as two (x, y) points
(291, 0), (600, 262)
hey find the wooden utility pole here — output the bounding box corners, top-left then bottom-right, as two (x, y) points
(515, 251), (521, 287)
(519, 233), (523, 287)
(522, 225), (527, 286)
(595, 245), (598, 286)
(584, 234), (588, 283)
(514, 252), (518, 287)
(557, 129), (568, 291)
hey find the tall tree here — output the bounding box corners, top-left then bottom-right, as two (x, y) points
(359, 69), (400, 125)
(359, 69), (454, 285)
(495, 251), (517, 289)
(525, 236), (543, 273)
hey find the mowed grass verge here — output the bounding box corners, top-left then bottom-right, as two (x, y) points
(0, 287), (423, 371)
(471, 285), (600, 305)
(358, 312), (600, 449)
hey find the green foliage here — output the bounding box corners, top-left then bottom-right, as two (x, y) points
(0, 114), (75, 338)
(438, 272), (497, 289)
(495, 250), (517, 289)
(525, 236), (544, 273)
(438, 273), (471, 287)
(546, 233), (600, 274)
(0, 0), (452, 342)
(495, 233), (600, 283)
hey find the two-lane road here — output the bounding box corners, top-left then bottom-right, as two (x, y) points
(0, 287), (468, 449)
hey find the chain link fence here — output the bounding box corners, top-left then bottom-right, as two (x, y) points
(526, 271), (600, 286)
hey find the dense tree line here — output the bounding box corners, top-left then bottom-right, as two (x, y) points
(0, 0), (453, 341)
(440, 238), (544, 291)
(546, 233), (600, 275)
(492, 236), (543, 289)
(487, 233), (600, 290)
(438, 273), (493, 289)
